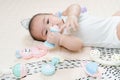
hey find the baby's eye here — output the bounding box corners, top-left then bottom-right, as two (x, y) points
(46, 30), (48, 35)
(47, 19), (49, 24)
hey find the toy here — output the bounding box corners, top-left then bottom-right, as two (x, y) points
(15, 45), (48, 59)
(32, 45), (48, 58)
(90, 48), (120, 66)
(81, 62), (101, 78)
(16, 48), (32, 59)
(41, 57), (60, 76)
(12, 63), (28, 78)
(81, 6), (87, 13)
(44, 25), (60, 48)
(21, 18), (31, 30)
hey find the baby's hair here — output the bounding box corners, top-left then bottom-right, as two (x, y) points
(29, 13), (51, 42)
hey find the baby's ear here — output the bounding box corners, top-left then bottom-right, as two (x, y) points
(21, 18), (31, 30)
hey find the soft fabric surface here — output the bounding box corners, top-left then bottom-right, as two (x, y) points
(0, 0), (120, 80)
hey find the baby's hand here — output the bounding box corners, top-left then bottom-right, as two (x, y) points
(60, 15), (79, 33)
(46, 32), (62, 46)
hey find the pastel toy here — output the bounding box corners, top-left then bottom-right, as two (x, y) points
(81, 6), (87, 13)
(55, 11), (62, 19)
(12, 63), (28, 78)
(15, 48), (33, 59)
(81, 62), (101, 78)
(16, 45), (48, 59)
(21, 18), (31, 30)
(90, 49), (120, 66)
(41, 57), (60, 76)
(90, 49), (101, 58)
(112, 54), (120, 61)
(44, 25), (60, 48)
(44, 41), (55, 48)
(32, 45), (48, 58)
(15, 50), (22, 59)
(50, 57), (60, 66)
(41, 64), (56, 76)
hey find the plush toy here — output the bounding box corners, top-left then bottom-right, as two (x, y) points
(44, 25), (60, 48)
(16, 48), (32, 59)
(32, 45), (48, 58)
(12, 63), (28, 78)
(41, 57), (60, 76)
(81, 6), (87, 13)
(81, 62), (101, 78)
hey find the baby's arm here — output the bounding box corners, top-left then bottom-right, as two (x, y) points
(47, 32), (83, 52)
(60, 4), (81, 32)
(62, 3), (81, 17)
(60, 4), (82, 51)
(59, 35), (83, 51)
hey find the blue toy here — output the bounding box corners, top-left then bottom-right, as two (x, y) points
(81, 6), (87, 13)
(44, 25), (60, 48)
(15, 48), (33, 59)
(86, 62), (98, 75)
(41, 57), (60, 76)
(12, 63), (28, 78)
(55, 11), (62, 19)
(81, 62), (101, 78)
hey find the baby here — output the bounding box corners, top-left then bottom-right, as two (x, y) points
(28, 4), (120, 51)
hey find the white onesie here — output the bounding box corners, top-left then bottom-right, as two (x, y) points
(61, 13), (120, 48)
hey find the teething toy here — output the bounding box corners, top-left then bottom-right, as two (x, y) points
(41, 57), (60, 76)
(32, 45), (48, 58)
(111, 54), (120, 61)
(44, 25), (60, 48)
(16, 45), (48, 59)
(81, 62), (101, 78)
(44, 41), (55, 48)
(16, 48), (33, 59)
(44, 24), (75, 48)
(12, 63), (28, 78)
(81, 6), (87, 13)
(55, 11), (62, 19)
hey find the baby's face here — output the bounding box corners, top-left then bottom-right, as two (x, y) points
(31, 14), (63, 41)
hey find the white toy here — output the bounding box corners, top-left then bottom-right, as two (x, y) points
(90, 48), (120, 66)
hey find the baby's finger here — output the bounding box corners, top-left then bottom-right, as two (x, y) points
(74, 20), (79, 28)
(60, 24), (66, 33)
(70, 23), (76, 31)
